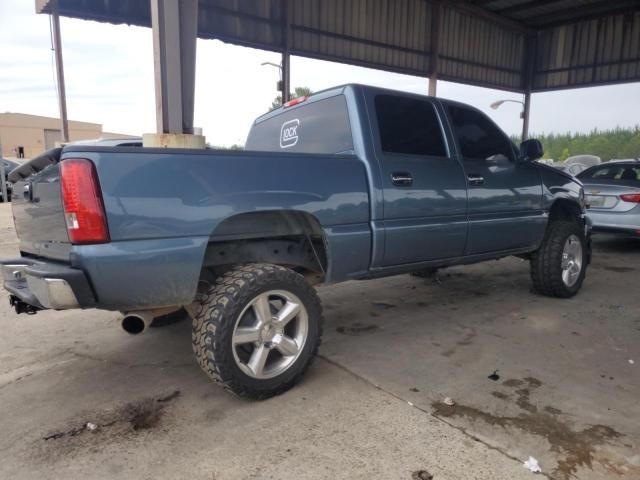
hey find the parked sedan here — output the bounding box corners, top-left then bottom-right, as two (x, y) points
(577, 160), (640, 236)
(0, 158), (19, 202)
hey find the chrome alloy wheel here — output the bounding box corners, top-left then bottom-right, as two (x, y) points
(232, 290), (309, 379)
(561, 234), (583, 287)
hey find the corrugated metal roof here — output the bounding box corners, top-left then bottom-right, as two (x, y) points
(535, 11), (640, 90)
(36, 0), (640, 93)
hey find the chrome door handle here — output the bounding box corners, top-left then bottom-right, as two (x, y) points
(391, 172), (413, 186)
(467, 174), (484, 186)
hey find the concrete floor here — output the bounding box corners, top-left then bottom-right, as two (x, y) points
(0, 203), (638, 480)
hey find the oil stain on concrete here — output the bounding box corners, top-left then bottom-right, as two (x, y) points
(35, 390), (181, 462)
(432, 378), (623, 479)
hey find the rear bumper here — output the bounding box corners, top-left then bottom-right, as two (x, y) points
(1, 258), (96, 310)
(587, 210), (640, 236)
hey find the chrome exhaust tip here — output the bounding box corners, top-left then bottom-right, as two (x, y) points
(121, 312), (154, 335)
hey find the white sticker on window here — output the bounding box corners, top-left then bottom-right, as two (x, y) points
(280, 119), (300, 148)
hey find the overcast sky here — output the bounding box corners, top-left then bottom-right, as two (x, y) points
(1, 0), (639, 146)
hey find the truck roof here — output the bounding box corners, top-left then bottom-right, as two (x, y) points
(253, 83), (484, 126)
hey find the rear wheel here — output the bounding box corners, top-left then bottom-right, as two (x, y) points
(189, 264), (323, 399)
(530, 220), (587, 298)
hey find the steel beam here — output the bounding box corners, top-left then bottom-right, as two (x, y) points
(281, 0), (291, 103)
(428, 1), (441, 97)
(150, 0), (198, 134)
(521, 34), (537, 141)
(522, 92), (531, 141)
(51, 10), (69, 143)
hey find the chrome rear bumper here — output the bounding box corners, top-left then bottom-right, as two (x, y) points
(1, 258), (95, 311)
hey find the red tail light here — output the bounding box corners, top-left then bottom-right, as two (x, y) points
(620, 193), (640, 203)
(60, 158), (109, 244)
(283, 96), (308, 108)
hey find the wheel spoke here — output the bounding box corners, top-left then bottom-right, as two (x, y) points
(274, 335), (299, 356)
(247, 345), (270, 377)
(252, 293), (272, 325)
(233, 326), (260, 345)
(274, 300), (301, 327)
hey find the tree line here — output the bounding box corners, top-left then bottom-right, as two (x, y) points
(529, 126), (640, 162)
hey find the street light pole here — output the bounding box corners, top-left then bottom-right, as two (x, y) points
(490, 98), (529, 142)
(51, 11), (69, 143)
(261, 62), (287, 103)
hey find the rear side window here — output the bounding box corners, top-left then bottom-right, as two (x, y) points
(245, 95), (353, 154)
(578, 165), (640, 181)
(447, 104), (515, 162)
(375, 95), (447, 157)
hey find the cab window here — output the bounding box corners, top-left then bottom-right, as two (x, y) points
(375, 95), (447, 157)
(447, 104), (515, 162)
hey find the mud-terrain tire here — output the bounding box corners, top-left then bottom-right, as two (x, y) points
(530, 220), (587, 298)
(189, 264), (323, 399)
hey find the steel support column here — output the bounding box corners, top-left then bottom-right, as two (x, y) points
(150, 0), (198, 134)
(281, 0), (291, 103)
(521, 34), (537, 141)
(428, 1), (441, 97)
(51, 10), (69, 142)
(522, 92), (531, 141)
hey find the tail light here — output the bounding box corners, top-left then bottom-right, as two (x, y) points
(60, 158), (109, 244)
(620, 193), (640, 203)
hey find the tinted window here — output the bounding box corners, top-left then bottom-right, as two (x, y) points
(375, 95), (447, 157)
(245, 95), (353, 154)
(578, 164), (640, 182)
(447, 105), (515, 162)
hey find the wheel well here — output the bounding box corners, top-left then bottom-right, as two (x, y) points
(203, 211), (328, 283)
(549, 199), (582, 223)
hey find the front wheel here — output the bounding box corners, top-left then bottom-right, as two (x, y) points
(189, 264), (323, 399)
(530, 220), (587, 298)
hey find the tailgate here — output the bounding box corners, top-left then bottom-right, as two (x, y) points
(9, 149), (71, 260)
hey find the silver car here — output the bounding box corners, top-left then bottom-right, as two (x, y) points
(577, 160), (640, 235)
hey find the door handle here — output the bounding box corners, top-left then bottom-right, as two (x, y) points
(467, 174), (484, 186)
(391, 172), (413, 186)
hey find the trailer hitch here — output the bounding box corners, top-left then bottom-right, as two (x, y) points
(9, 296), (40, 315)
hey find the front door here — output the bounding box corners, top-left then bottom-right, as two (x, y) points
(444, 104), (544, 255)
(370, 93), (468, 267)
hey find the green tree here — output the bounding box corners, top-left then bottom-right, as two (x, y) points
(270, 87), (313, 111)
(531, 125), (640, 161)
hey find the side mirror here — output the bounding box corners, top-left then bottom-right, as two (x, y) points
(519, 139), (544, 162)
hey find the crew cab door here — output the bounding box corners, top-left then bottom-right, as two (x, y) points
(444, 103), (544, 254)
(369, 93), (468, 266)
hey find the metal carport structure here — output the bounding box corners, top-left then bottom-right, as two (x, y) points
(35, 0), (640, 143)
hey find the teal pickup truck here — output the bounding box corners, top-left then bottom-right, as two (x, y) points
(2, 84), (590, 398)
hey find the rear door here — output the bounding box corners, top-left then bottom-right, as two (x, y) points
(369, 93), (468, 266)
(444, 103), (544, 254)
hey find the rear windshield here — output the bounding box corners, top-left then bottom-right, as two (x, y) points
(245, 95), (353, 154)
(577, 164), (640, 182)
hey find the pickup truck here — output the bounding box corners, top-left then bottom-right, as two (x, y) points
(2, 84), (590, 399)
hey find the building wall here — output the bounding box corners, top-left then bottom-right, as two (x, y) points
(0, 113), (104, 158)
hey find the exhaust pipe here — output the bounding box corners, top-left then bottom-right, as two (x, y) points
(121, 311), (154, 335)
(120, 307), (180, 335)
